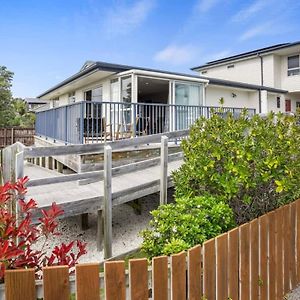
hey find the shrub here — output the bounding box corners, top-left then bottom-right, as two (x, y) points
(141, 195), (235, 258)
(173, 111), (300, 224)
(0, 177), (87, 281)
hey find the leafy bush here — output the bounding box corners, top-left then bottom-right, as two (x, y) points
(141, 195), (235, 258)
(173, 111), (300, 224)
(0, 177), (87, 281)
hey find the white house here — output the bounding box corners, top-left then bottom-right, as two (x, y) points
(192, 41), (300, 113)
(36, 61), (286, 144)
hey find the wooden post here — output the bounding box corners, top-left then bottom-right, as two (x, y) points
(160, 136), (168, 205)
(11, 128), (14, 145)
(97, 210), (104, 251)
(103, 145), (112, 258)
(15, 151), (24, 235)
(48, 157), (54, 170)
(57, 161), (63, 173)
(80, 213), (89, 230)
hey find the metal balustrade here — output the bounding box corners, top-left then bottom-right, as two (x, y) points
(35, 101), (256, 144)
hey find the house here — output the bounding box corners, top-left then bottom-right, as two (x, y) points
(24, 98), (50, 112)
(36, 61), (285, 144)
(192, 41), (300, 113)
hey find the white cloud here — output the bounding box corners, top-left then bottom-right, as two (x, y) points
(154, 45), (198, 65)
(232, 0), (269, 22)
(104, 0), (155, 35)
(206, 50), (232, 61)
(196, 0), (220, 12)
(239, 22), (274, 41)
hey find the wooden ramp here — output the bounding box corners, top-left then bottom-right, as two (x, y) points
(4, 129), (189, 258)
(25, 159), (182, 218)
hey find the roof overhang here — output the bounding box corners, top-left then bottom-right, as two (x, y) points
(119, 69), (209, 84)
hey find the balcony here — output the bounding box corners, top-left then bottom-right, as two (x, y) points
(35, 101), (256, 144)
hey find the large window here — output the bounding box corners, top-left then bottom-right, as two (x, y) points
(84, 86), (103, 102)
(288, 55), (300, 76)
(175, 83), (203, 106)
(121, 76), (132, 103)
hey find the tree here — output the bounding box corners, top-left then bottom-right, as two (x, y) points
(0, 66), (35, 128)
(0, 66), (15, 127)
(173, 111), (300, 224)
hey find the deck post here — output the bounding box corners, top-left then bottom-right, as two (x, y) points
(96, 210), (104, 251)
(15, 151), (24, 233)
(103, 145), (112, 258)
(160, 136), (168, 205)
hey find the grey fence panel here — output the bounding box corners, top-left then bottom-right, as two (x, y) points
(35, 101), (256, 144)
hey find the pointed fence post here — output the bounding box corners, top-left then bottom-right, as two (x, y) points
(160, 136), (168, 205)
(104, 145), (112, 258)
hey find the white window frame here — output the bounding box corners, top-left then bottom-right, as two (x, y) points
(287, 55), (300, 76)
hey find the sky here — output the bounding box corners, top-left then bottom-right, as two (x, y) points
(1, 0), (300, 98)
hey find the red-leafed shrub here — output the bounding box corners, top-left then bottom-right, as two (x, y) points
(0, 176), (87, 281)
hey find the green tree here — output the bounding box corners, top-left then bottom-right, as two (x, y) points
(173, 111), (300, 224)
(0, 66), (14, 127)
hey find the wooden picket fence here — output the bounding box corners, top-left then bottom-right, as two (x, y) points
(0, 128), (34, 148)
(4, 199), (300, 299)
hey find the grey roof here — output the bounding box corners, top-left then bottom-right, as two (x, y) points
(24, 98), (49, 104)
(191, 41), (300, 70)
(37, 61), (287, 98)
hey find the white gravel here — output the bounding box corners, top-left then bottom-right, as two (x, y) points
(287, 286), (300, 299)
(34, 192), (166, 262)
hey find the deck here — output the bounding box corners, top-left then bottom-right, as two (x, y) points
(25, 158), (182, 218)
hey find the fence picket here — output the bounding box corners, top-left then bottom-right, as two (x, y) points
(43, 266), (70, 300)
(129, 258), (148, 300)
(290, 202), (297, 289)
(259, 214), (269, 300)
(297, 200), (300, 284)
(228, 228), (239, 300)
(152, 256), (168, 300)
(268, 211), (276, 300)
(283, 205), (291, 293)
(240, 223), (250, 300)
(250, 219), (259, 300)
(75, 263), (100, 300)
(188, 245), (202, 299)
(216, 233), (228, 300)
(276, 207), (284, 298)
(171, 251), (186, 300)
(104, 261), (126, 300)
(203, 238), (216, 299)
(5, 269), (35, 300)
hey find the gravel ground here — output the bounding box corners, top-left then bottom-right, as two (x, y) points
(34, 190), (174, 263)
(287, 286), (300, 299)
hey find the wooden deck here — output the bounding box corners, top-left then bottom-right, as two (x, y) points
(26, 159), (182, 218)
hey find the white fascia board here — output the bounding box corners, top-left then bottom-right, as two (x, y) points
(118, 69), (209, 84)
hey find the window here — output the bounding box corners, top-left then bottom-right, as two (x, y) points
(296, 102), (300, 108)
(288, 55), (300, 76)
(84, 87), (103, 102)
(68, 91), (75, 104)
(121, 76), (132, 103)
(201, 71), (207, 74)
(227, 64), (234, 69)
(277, 97), (281, 109)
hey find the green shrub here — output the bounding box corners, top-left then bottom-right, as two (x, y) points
(141, 195), (235, 258)
(173, 111), (300, 224)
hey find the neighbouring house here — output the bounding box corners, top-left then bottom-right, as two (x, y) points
(24, 98), (50, 112)
(36, 61), (285, 145)
(192, 41), (300, 113)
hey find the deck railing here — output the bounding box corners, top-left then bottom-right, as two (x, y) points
(35, 101), (256, 144)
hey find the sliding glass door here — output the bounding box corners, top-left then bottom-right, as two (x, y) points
(175, 82), (203, 130)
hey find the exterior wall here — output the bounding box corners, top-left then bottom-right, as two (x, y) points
(273, 55), (282, 88)
(200, 57), (262, 85)
(205, 85), (259, 111)
(280, 55), (300, 92)
(58, 94), (69, 106)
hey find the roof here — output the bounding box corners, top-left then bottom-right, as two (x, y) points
(191, 41), (300, 70)
(24, 98), (50, 104)
(37, 61), (287, 98)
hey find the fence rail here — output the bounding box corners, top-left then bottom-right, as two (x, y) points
(35, 101), (256, 144)
(3, 198), (300, 300)
(0, 128), (34, 148)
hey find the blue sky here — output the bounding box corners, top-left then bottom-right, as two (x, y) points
(1, 0), (300, 98)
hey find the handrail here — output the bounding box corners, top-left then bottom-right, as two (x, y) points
(24, 129), (189, 158)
